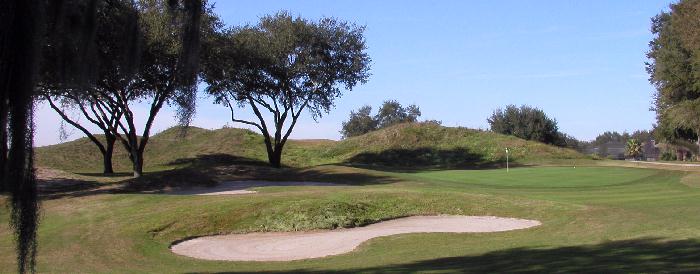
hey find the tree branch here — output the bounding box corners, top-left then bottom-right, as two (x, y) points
(138, 90), (168, 154)
(248, 97), (271, 136)
(44, 95), (107, 154)
(279, 97), (310, 148)
(223, 96), (263, 131)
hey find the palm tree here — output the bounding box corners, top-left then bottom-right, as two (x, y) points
(626, 139), (643, 160)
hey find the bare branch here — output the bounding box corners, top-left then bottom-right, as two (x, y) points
(223, 96), (263, 131)
(281, 97), (310, 146)
(44, 95), (107, 154)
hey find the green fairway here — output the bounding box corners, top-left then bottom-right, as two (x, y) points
(2, 164), (700, 273)
(408, 166), (658, 188)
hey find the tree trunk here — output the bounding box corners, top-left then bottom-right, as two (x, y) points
(102, 135), (115, 174)
(260, 134), (281, 168)
(132, 150), (143, 178)
(269, 148), (283, 168)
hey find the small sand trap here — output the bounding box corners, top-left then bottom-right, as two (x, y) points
(171, 215), (541, 261)
(168, 181), (340, 195)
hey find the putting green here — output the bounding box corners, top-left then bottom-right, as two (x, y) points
(409, 166), (658, 188)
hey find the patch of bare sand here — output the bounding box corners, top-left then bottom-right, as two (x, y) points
(171, 215), (541, 261)
(167, 181), (341, 195)
(681, 173), (700, 188)
(35, 167), (123, 196)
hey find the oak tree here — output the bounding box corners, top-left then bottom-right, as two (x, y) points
(37, 0), (138, 174)
(90, 0), (218, 178)
(203, 12), (371, 167)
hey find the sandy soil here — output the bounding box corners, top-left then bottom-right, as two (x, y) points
(171, 215), (541, 261)
(681, 173), (700, 188)
(628, 161), (700, 167)
(167, 180), (341, 195)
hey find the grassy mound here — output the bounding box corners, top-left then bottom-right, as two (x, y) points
(35, 123), (587, 173)
(318, 123), (584, 168)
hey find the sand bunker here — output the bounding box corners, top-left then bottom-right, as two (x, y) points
(168, 181), (341, 195)
(171, 215), (541, 261)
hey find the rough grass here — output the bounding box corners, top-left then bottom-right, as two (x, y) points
(35, 123), (588, 173)
(3, 165), (700, 272)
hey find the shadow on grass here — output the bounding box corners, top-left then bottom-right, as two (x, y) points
(39, 153), (397, 198)
(167, 154), (276, 168)
(343, 147), (524, 173)
(209, 164), (398, 187)
(164, 153), (397, 186)
(38, 176), (115, 200)
(74, 172), (133, 177)
(193, 237), (700, 273)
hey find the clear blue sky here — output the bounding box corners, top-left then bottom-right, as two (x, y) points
(35, 0), (672, 146)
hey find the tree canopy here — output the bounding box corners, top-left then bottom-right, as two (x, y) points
(487, 105), (561, 145)
(37, 0), (141, 175)
(647, 0), (700, 157)
(340, 100), (422, 138)
(97, 0), (218, 177)
(340, 105), (377, 138)
(375, 100), (421, 129)
(202, 12), (371, 167)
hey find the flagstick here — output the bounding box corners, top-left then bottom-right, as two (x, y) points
(505, 148), (509, 173)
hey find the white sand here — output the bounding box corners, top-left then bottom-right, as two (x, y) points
(171, 215), (541, 261)
(168, 181), (341, 195)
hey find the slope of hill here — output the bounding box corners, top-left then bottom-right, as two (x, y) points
(35, 123), (588, 173)
(315, 123), (584, 167)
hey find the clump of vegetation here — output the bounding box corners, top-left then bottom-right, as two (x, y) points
(487, 105), (568, 146)
(592, 131), (653, 145)
(341, 100), (427, 138)
(661, 151), (677, 161)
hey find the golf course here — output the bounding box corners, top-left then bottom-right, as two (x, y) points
(3, 0), (700, 273)
(1, 123), (700, 272)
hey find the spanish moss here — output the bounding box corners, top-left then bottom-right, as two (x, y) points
(173, 0), (203, 130)
(1, 0), (208, 271)
(1, 0), (45, 271)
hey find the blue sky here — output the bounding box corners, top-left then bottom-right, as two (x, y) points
(35, 0), (671, 146)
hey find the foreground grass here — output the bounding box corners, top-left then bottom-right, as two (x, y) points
(2, 164), (700, 273)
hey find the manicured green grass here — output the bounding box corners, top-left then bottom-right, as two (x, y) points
(2, 164), (700, 273)
(406, 166), (657, 188)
